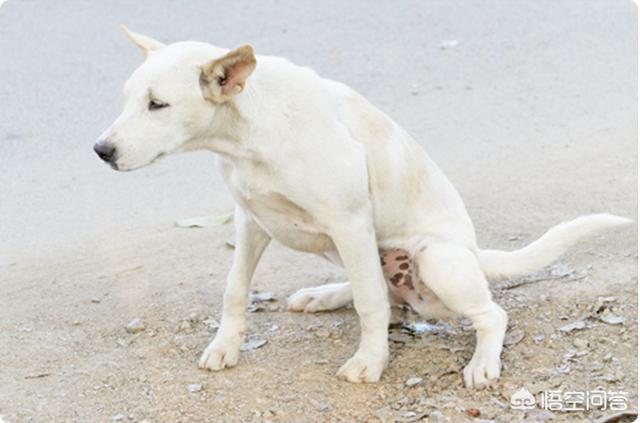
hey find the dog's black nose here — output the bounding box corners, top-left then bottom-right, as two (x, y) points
(94, 141), (116, 162)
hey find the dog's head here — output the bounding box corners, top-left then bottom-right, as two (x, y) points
(94, 27), (256, 171)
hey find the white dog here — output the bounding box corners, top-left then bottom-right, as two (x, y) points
(95, 27), (630, 388)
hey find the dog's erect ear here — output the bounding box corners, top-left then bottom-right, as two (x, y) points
(199, 45), (256, 103)
(120, 25), (165, 57)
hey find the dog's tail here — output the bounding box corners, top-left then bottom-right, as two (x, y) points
(478, 214), (632, 280)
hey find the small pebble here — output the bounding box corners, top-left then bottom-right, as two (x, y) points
(112, 414), (125, 422)
(126, 318), (146, 334)
(316, 401), (330, 412)
(249, 291), (277, 302)
(406, 377), (423, 387)
(91, 298), (101, 303)
(465, 407), (481, 417)
(440, 40), (459, 49)
(558, 320), (586, 333)
(240, 339), (267, 351)
(600, 313), (625, 325)
(187, 383), (203, 393)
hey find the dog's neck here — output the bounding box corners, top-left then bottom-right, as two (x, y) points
(184, 92), (257, 161)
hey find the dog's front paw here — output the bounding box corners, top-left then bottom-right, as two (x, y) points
(198, 337), (242, 371)
(463, 355), (501, 388)
(336, 350), (388, 383)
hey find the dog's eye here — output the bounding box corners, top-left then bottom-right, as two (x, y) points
(148, 99), (169, 111)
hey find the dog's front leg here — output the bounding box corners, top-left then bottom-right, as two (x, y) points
(199, 207), (271, 371)
(331, 216), (390, 383)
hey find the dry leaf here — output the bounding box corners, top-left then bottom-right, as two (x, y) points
(175, 211), (233, 228)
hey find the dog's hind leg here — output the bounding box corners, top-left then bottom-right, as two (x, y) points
(413, 240), (508, 388)
(287, 282), (353, 312)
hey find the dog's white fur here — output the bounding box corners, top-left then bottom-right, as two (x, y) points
(98, 28), (631, 387)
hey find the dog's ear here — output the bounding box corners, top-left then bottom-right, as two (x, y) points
(120, 25), (165, 57)
(199, 45), (256, 103)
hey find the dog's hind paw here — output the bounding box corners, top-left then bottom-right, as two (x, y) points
(287, 283), (352, 313)
(287, 287), (321, 312)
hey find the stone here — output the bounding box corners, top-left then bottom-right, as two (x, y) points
(126, 318), (146, 334)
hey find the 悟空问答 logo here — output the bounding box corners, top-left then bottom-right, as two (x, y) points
(510, 388), (536, 410)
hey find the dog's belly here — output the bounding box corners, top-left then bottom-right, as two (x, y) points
(240, 192), (335, 253)
(257, 217), (334, 253)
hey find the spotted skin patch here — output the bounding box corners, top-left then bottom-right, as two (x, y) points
(379, 248), (427, 310)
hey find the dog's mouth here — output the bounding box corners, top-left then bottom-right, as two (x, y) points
(112, 152), (167, 172)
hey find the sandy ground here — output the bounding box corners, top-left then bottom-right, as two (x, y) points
(0, 0), (637, 422)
